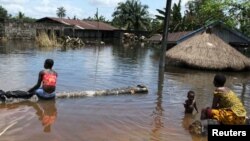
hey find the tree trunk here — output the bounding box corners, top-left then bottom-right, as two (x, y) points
(56, 85), (148, 98)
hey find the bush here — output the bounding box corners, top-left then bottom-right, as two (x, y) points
(35, 31), (61, 47)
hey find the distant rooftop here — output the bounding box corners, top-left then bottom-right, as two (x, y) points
(147, 31), (192, 43)
(36, 17), (117, 31)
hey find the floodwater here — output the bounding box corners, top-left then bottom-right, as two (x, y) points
(0, 41), (250, 141)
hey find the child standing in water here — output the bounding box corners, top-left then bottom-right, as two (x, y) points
(184, 90), (198, 114)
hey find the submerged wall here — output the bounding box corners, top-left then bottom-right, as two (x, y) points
(0, 23), (4, 38)
(3, 22), (36, 40)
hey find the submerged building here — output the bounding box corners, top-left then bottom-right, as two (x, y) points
(35, 17), (118, 39)
(166, 31), (250, 71)
(148, 21), (250, 50)
(0, 17), (122, 40)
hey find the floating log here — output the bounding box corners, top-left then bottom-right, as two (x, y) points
(56, 85), (148, 98)
(0, 85), (148, 103)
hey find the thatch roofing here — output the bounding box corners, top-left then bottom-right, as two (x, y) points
(166, 32), (250, 71)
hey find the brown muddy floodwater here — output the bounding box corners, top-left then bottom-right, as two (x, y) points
(0, 41), (250, 141)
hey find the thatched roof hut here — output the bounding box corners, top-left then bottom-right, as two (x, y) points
(166, 32), (250, 71)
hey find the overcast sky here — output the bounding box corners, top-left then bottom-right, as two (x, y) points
(0, 0), (189, 20)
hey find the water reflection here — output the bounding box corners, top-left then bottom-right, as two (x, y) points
(151, 71), (165, 141)
(35, 100), (57, 133)
(150, 91), (164, 141)
(182, 114), (193, 130)
(0, 40), (37, 54)
(157, 69), (165, 94)
(0, 100), (57, 133)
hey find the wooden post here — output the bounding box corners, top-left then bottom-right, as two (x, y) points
(73, 27), (75, 37)
(97, 8), (100, 46)
(158, 0), (172, 93)
(61, 26), (64, 37)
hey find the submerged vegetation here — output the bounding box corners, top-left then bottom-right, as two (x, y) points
(0, 37), (7, 42)
(35, 31), (60, 48)
(35, 31), (85, 49)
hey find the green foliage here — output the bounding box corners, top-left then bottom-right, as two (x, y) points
(155, 0), (184, 32)
(112, 0), (150, 31)
(197, 0), (230, 26)
(85, 15), (109, 23)
(94, 9), (109, 22)
(57, 7), (66, 18)
(154, 0), (250, 37)
(188, 0), (250, 36)
(155, 8), (165, 21)
(0, 8), (36, 23)
(170, 0), (183, 32)
(9, 11), (36, 23)
(228, 0), (250, 37)
(149, 19), (163, 33)
(0, 5), (8, 21)
(154, 9), (165, 32)
(182, 1), (200, 30)
(18, 11), (25, 19)
(84, 10), (109, 23)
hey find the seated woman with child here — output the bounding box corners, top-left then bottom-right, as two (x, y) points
(201, 74), (247, 125)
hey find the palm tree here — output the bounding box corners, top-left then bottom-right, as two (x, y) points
(112, 1), (134, 29)
(155, 0), (184, 32)
(17, 11), (25, 19)
(57, 7), (66, 18)
(154, 8), (165, 32)
(94, 10), (108, 22)
(112, 0), (150, 31)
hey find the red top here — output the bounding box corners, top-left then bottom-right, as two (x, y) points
(42, 72), (57, 87)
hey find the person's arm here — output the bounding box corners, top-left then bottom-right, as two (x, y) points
(28, 71), (43, 93)
(194, 102), (198, 113)
(212, 95), (220, 109)
(183, 100), (187, 108)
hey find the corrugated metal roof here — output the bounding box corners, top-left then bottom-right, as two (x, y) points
(36, 17), (117, 31)
(167, 31), (191, 42)
(148, 31), (192, 43)
(178, 21), (250, 43)
(147, 34), (162, 41)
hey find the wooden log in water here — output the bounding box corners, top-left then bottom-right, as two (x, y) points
(0, 85), (148, 104)
(56, 85), (148, 98)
